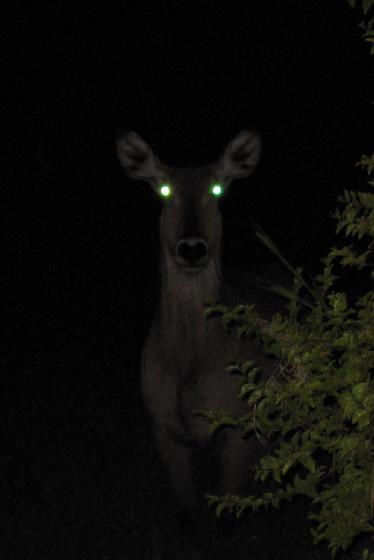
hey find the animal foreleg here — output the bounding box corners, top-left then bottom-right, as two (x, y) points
(153, 423), (200, 514)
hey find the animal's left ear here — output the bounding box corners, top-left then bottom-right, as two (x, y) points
(217, 129), (261, 185)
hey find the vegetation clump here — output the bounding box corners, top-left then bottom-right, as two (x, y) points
(202, 3), (374, 557)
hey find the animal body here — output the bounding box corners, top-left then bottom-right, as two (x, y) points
(117, 129), (277, 514)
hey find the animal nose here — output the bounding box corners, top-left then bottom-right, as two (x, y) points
(175, 238), (209, 265)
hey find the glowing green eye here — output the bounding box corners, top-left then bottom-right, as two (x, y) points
(210, 183), (224, 197)
(159, 184), (172, 197)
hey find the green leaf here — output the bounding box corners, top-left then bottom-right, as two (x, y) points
(352, 408), (371, 428)
(281, 459), (295, 476)
(340, 393), (359, 419)
(300, 454), (316, 473)
(247, 389), (263, 405)
(239, 383), (257, 398)
(338, 435), (360, 458)
(273, 469), (282, 483)
(363, 393), (374, 410)
(352, 382), (370, 403)
(216, 502), (227, 518)
(362, 548), (369, 560)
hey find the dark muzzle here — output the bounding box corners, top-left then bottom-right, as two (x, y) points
(175, 237), (209, 272)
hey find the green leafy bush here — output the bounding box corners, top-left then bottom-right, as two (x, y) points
(202, 3), (374, 558)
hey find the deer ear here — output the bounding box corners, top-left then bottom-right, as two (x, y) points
(218, 129), (261, 184)
(116, 130), (162, 183)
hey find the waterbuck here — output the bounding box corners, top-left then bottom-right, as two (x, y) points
(117, 129), (276, 515)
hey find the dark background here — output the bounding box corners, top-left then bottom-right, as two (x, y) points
(4, 2), (373, 558)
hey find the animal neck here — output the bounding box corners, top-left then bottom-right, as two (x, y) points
(159, 248), (223, 349)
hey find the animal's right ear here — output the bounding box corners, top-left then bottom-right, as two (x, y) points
(116, 131), (162, 184)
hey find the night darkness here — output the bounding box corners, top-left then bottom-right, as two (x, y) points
(4, 2), (374, 559)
